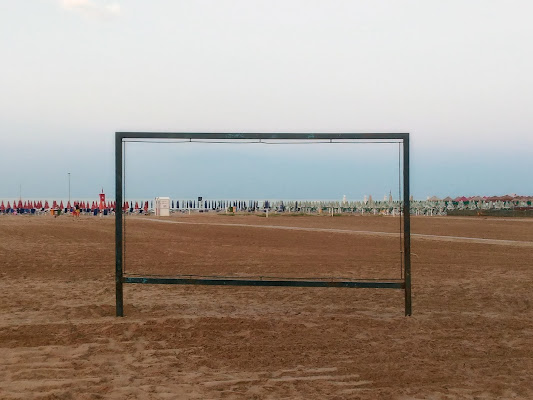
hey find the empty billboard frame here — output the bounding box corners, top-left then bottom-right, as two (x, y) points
(115, 132), (411, 317)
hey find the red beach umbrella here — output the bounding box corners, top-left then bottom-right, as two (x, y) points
(60, 200), (64, 209)
(67, 201), (71, 209)
(0, 201), (5, 212)
(18, 199), (23, 208)
(135, 201), (139, 209)
(7, 201), (11, 209)
(144, 201), (148, 211)
(44, 200), (49, 209)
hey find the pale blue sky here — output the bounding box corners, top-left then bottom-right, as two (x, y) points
(1, 0), (532, 200)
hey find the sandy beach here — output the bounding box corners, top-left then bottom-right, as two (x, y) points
(1, 214), (532, 399)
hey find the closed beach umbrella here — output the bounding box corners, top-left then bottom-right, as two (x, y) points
(1, 201), (5, 212)
(135, 201), (139, 210)
(18, 199), (23, 208)
(67, 201), (71, 209)
(44, 200), (49, 209)
(60, 200), (64, 209)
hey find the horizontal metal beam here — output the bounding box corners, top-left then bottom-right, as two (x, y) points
(116, 132), (408, 141)
(123, 276), (405, 289)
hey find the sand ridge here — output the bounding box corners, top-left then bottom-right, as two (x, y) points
(140, 216), (533, 248)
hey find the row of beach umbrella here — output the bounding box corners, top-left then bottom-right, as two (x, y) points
(0, 200), (117, 212)
(0, 200), (154, 213)
(0, 199), (264, 213)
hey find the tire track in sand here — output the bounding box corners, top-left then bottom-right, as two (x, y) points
(138, 218), (533, 248)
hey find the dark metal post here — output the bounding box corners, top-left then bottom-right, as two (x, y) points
(115, 133), (124, 317)
(403, 135), (412, 316)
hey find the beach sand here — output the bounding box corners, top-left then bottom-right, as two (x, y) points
(0, 214), (532, 399)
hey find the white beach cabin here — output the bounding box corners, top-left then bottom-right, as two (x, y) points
(154, 197), (170, 217)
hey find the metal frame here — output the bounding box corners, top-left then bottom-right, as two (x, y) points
(115, 132), (411, 316)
